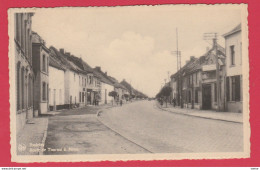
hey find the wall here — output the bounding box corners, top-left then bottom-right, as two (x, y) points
(49, 66), (65, 110)
(225, 31), (242, 77)
(15, 13), (34, 134)
(100, 83), (114, 104)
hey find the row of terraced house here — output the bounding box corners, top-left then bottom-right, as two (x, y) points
(165, 23), (243, 113)
(14, 13), (147, 133)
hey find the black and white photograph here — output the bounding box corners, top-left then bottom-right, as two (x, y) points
(9, 4), (249, 162)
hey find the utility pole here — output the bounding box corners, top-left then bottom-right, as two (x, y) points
(171, 28), (182, 108)
(204, 33), (220, 111)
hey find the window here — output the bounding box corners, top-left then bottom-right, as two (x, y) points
(47, 84), (49, 101)
(21, 67), (24, 109)
(79, 92), (81, 102)
(15, 14), (20, 43)
(230, 45), (235, 66)
(82, 92), (84, 102)
(42, 82), (46, 101)
(42, 55), (46, 72)
(82, 77), (84, 86)
(85, 78), (86, 86)
(47, 57), (49, 73)
(74, 73), (76, 81)
(230, 76), (241, 101)
(59, 89), (62, 104)
(214, 83), (217, 102)
(17, 63), (20, 110)
(28, 75), (31, 107)
(240, 42), (242, 65)
(79, 76), (80, 85)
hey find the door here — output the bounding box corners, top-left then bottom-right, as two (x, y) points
(53, 89), (56, 111)
(202, 84), (211, 110)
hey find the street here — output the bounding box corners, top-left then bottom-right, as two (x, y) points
(44, 101), (243, 154)
(98, 100), (243, 153)
(43, 105), (149, 155)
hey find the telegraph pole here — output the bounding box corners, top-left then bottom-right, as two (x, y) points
(171, 28), (182, 108)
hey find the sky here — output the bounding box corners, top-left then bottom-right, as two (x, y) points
(31, 5), (242, 97)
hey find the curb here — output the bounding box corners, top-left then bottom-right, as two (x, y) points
(38, 118), (48, 155)
(155, 103), (242, 124)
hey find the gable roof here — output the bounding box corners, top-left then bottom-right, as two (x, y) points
(93, 67), (114, 85)
(223, 23), (241, 38)
(49, 55), (66, 71)
(170, 44), (225, 78)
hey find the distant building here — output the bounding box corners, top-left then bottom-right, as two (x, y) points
(14, 13), (34, 133)
(170, 44), (226, 111)
(223, 24), (242, 113)
(93, 67), (114, 104)
(32, 32), (50, 115)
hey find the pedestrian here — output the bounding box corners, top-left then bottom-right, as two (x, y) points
(172, 98), (176, 107)
(160, 98), (163, 107)
(120, 99), (123, 106)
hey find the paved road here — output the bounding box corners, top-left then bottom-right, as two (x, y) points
(44, 105), (149, 155)
(98, 100), (243, 153)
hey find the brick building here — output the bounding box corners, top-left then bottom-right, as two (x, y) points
(32, 32), (50, 115)
(14, 13), (34, 133)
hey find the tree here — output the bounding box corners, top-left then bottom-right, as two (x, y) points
(159, 86), (172, 107)
(108, 91), (118, 105)
(123, 94), (129, 101)
(108, 91), (118, 99)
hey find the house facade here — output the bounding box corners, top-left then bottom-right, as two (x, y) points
(15, 13), (34, 133)
(223, 24), (243, 113)
(32, 32), (50, 115)
(48, 54), (66, 111)
(170, 44), (226, 111)
(93, 67), (114, 105)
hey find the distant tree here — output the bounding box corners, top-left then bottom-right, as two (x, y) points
(108, 91), (118, 100)
(108, 91), (118, 105)
(160, 86), (172, 107)
(123, 94), (129, 100)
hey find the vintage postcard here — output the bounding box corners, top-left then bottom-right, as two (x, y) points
(9, 4), (250, 162)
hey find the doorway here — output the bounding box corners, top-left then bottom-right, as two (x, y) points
(202, 84), (211, 110)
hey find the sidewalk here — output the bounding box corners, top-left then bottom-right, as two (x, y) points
(16, 117), (48, 155)
(156, 102), (243, 123)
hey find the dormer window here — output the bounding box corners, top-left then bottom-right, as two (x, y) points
(42, 54), (46, 72)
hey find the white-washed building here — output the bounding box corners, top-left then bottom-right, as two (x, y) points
(223, 24), (243, 113)
(48, 55), (66, 111)
(93, 67), (115, 104)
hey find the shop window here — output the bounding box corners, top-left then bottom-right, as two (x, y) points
(231, 76), (241, 101)
(226, 77), (230, 101)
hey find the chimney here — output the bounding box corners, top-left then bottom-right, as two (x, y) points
(65, 52), (70, 56)
(60, 48), (64, 54)
(95, 66), (101, 71)
(190, 56), (195, 61)
(186, 60), (189, 64)
(105, 72), (107, 76)
(206, 47), (210, 52)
